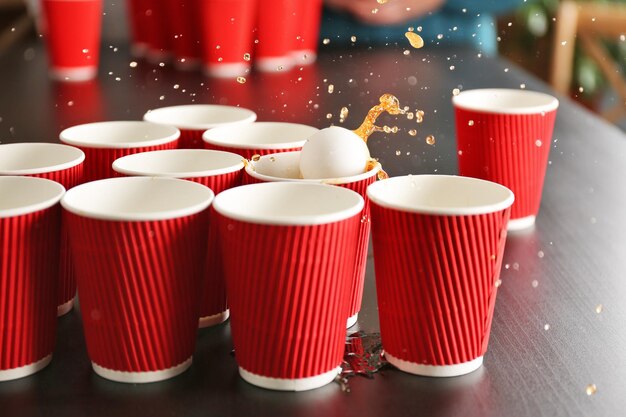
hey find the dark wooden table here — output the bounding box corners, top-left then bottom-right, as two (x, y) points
(1, 40), (626, 417)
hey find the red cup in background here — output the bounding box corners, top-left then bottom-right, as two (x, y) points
(126, 0), (149, 57)
(255, 0), (296, 72)
(0, 176), (65, 381)
(62, 177), (214, 383)
(203, 122), (317, 159)
(41, 0), (102, 82)
(164, 0), (202, 69)
(0, 143), (84, 316)
(292, 0), (322, 65)
(245, 151), (381, 328)
(143, 105), (256, 149)
(143, 0), (171, 63)
(453, 89), (558, 231)
(199, 0), (257, 78)
(112, 149), (245, 328)
(59, 121), (180, 182)
(213, 182), (364, 390)
(368, 175), (514, 377)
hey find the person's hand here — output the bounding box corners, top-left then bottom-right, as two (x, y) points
(324, 0), (445, 26)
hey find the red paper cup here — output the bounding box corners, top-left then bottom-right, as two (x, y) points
(0, 143), (84, 316)
(0, 176), (65, 381)
(61, 177), (214, 383)
(41, 0), (102, 82)
(203, 122), (317, 159)
(59, 121), (180, 182)
(143, 105), (256, 149)
(453, 89), (558, 231)
(255, 0), (296, 72)
(198, 0), (256, 78)
(213, 182), (363, 390)
(112, 149), (245, 328)
(126, 0), (149, 57)
(163, 0), (202, 69)
(245, 151), (380, 328)
(292, 0), (322, 65)
(368, 175), (514, 377)
(142, 0), (171, 63)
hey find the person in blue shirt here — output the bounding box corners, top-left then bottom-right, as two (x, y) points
(321, 0), (528, 55)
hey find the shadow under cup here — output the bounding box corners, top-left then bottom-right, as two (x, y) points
(453, 88), (558, 231)
(368, 175), (514, 377)
(61, 177), (214, 383)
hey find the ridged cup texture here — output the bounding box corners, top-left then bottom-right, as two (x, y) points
(0, 206), (61, 370)
(30, 163), (84, 309)
(370, 205), (510, 366)
(217, 212), (360, 379)
(65, 210), (209, 372)
(455, 108), (557, 220)
(78, 140), (178, 183)
(187, 171), (243, 321)
(243, 170), (375, 321)
(178, 129), (206, 149)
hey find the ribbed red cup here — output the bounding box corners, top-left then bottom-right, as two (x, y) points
(59, 121), (180, 182)
(203, 122), (317, 159)
(368, 175), (514, 377)
(142, 0), (171, 63)
(0, 176), (65, 381)
(245, 151), (380, 328)
(292, 0), (323, 65)
(255, 0), (296, 72)
(453, 89), (558, 231)
(213, 182), (364, 391)
(143, 105), (256, 149)
(0, 143), (84, 316)
(41, 0), (102, 82)
(198, 0), (257, 78)
(62, 177), (213, 383)
(112, 149), (245, 328)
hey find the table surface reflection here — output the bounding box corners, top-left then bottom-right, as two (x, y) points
(1, 41), (626, 417)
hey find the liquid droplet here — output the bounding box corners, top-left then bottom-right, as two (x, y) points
(586, 384), (597, 396)
(328, 84), (334, 94)
(405, 32), (424, 49)
(595, 304), (603, 314)
(452, 88), (461, 96)
(468, 120), (475, 126)
(425, 135), (436, 145)
(243, 53), (251, 61)
(236, 76), (246, 84)
(408, 129), (417, 136)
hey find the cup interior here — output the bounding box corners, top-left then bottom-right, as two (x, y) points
(61, 177), (214, 221)
(367, 175), (514, 215)
(60, 121), (180, 149)
(113, 149), (244, 178)
(203, 122), (318, 150)
(143, 105), (257, 130)
(452, 89), (559, 114)
(0, 143), (84, 174)
(0, 176), (65, 218)
(213, 182), (364, 225)
(246, 151), (380, 184)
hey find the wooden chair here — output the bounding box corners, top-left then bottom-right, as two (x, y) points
(550, 1), (626, 123)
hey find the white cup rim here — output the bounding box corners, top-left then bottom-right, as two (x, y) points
(0, 142), (85, 175)
(0, 176), (65, 218)
(202, 122), (317, 150)
(452, 88), (559, 115)
(143, 104), (257, 131)
(213, 182), (364, 226)
(112, 149), (245, 178)
(367, 175), (514, 216)
(61, 177), (214, 221)
(245, 151), (381, 184)
(59, 121), (180, 149)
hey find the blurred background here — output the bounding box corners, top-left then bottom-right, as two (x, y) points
(0, 0), (624, 130)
